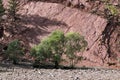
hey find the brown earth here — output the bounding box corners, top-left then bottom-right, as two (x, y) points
(1, 0), (120, 68)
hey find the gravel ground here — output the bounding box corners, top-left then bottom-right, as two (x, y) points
(0, 66), (120, 80)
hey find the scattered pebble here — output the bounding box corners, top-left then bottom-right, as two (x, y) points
(0, 66), (120, 80)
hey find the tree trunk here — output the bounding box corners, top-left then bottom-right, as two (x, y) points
(13, 59), (17, 65)
(54, 61), (59, 69)
(0, 26), (3, 38)
(33, 59), (40, 68)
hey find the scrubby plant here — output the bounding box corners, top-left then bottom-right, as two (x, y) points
(31, 30), (88, 68)
(65, 32), (87, 68)
(106, 4), (119, 16)
(31, 30), (65, 68)
(8, 0), (20, 22)
(5, 39), (24, 64)
(103, 0), (119, 21)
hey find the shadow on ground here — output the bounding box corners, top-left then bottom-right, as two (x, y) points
(0, 61), (97, 71)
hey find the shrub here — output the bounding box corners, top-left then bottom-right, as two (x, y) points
(8, 0), (20, 22)
(104, 1), (119, 21)
(5, 39), (24, 64)
(31, 30), (65, 68)
(65, 32), (87, 67)
(106, 4), (119, 16)
(31, 30), (88, 68)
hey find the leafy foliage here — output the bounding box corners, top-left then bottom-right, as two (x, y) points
(65, 32), (87, 67)
(106, 4), (119, 16)
(103, 0), (119, 20)
(31, 30), (65, 68)
(31, 30), (88, 68)
(8, 0), (20, 21)
(5, 40), (24, 64)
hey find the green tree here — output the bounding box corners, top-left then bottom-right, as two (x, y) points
(31, 30), (65, 68)
(31, 30), (88, 68)
(8, 0), (19, 22)
(5, 40), (24, 64)
(65, 32), (87, 68)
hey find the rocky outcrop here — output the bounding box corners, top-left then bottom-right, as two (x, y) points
(18, 1), (109, 65)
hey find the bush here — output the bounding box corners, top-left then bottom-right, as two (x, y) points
(65, 32), (87, 67)
(31, 30), (65, 68)
(5, 39), (24, 64)
(31, 30), (88, 68)
(106, 4), (119, 16)
(104, 1), (119, 21)
(8, 0), (20, 22)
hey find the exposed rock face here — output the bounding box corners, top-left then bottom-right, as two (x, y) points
(18, 1), (108, 65)
(2, 0), (120, 67)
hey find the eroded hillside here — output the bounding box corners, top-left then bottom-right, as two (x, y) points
(1, 0), (120, 68)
